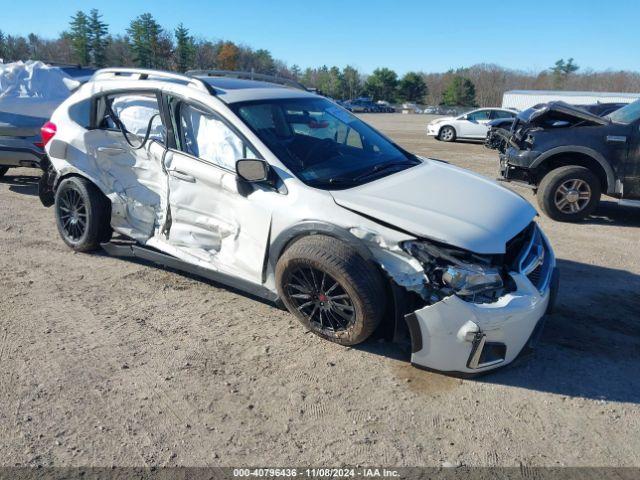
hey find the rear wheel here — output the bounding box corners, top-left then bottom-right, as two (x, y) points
(439, 125), (456, 142)
(276, 235), (386, 346)
(54, 176), (112, 252)
(537, 166), (601, 222)
(0, 167), (8, 178)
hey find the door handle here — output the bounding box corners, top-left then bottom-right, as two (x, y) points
(97, 146), (126, 156)
(170, 170), (196, 183)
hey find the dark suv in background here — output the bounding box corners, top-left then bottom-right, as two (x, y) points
(499, 101), (640, 221)
(485, 102), (626, 153)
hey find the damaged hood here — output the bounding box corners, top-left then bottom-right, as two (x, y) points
(330, 161), (536, 254)
(517, 101), (609, 127)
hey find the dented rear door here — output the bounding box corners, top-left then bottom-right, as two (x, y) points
(88, 91), (169, 242)
(85, 130), (168, 242)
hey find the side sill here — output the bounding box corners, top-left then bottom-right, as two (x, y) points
(101, 241), (279, 304)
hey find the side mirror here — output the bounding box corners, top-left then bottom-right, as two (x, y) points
(236, 158), (270, 183)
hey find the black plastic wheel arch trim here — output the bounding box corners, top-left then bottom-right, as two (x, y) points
(267, 221), (375, 271)
(403, 312), (423, 354)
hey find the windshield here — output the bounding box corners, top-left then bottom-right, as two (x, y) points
(233, 98), (419, 188)
(607, 99), (640, 124)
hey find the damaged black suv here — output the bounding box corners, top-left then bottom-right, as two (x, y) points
(499, 100), (640, 221)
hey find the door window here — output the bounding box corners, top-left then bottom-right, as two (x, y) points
(466, 110), (491, 121)
(177, 103), (256, 171)
(97, 92), (165, 144)
(491, 110), (516, 119)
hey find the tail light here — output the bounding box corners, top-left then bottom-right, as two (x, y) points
(37, 121), (57, 148)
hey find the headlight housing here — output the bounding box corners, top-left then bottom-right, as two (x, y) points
(441, 264), (503, 297)
(402, 240), (505, 302)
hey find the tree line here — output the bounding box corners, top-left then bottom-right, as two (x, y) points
(2, 10), (640, 107)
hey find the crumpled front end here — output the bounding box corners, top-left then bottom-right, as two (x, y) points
(395, 223), (558, 375)
(407, 269), (557, 375)
(364, 222), (558, 375)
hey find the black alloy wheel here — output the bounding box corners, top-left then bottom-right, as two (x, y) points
(285, 266), (355, 333)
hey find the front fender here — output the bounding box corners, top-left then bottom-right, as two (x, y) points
(267, 220), (375, 271)
(531, 145), (616, 194)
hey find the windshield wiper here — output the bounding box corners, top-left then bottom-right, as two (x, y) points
(308, 177), (356, 188)
(353, 160), (418, 182)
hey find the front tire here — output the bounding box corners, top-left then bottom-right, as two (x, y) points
(439, 125), (456, 142)
(54, 176), (112, 252)
(0, 167), (8, 178)
(276, 235), (386, 346)
(537, 166), (601, 222)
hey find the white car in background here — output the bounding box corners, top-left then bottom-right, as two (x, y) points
(427, 108), (518, 142)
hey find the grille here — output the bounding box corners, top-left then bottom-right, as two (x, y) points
(526, 262), (544, 289)
(508, 223), (552, 293)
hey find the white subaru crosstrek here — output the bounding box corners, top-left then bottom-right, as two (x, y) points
(39, 68), (558, 375)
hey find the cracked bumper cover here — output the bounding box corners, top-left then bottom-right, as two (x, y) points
(405, 267), (558, 375)
(499, 147), (542, 181)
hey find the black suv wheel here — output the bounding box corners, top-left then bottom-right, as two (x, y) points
(54, 176), (112, 252)
(276, 235), (386, 346)
(537, 166), (601, 222)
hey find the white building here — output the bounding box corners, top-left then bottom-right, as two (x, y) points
(501, 90), (640, 110)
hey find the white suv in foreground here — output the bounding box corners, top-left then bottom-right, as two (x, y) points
(40, 68), (558, 375)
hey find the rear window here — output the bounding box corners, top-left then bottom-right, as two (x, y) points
(97, 92), (165, 144)
(68, 98), (91, 128)
(607, 99), (640, 124)
(492, 110), (515, 119)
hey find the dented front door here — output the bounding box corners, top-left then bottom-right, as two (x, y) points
(163, 150), (272, 283)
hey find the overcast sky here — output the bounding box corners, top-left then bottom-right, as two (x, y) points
(2, 0), (637, 74)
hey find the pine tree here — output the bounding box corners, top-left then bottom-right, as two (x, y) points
(342, 65), (362, 100)
(174, 23), (194, 72)
(0, 30), (8, 61)
(551, 58), (579, 88)
(252, 49), (275, 75)
(290, 64), (302, 80)
(127, 13), (165, 68)
(442, 76), (476, 106)
(88, 9), (108, 67)
(364, 68), (398, 102)
(69, 11), (90, 65)
(397, 72), (428, 103)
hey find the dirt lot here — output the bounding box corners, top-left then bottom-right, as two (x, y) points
(1, 113), (639, 468)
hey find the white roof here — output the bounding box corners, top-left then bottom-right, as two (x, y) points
(196, 76), (316, 104)
(214, 86), (316, 104)
(504, 89), (640, 99)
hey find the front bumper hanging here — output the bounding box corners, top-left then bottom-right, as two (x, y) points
(406, 265), (558, 376)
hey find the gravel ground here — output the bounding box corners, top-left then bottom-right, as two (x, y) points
(0, 113), (639, 468)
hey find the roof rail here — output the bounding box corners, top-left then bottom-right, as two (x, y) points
(186, 69), (308, 92)
(91, 68), (213, 94)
